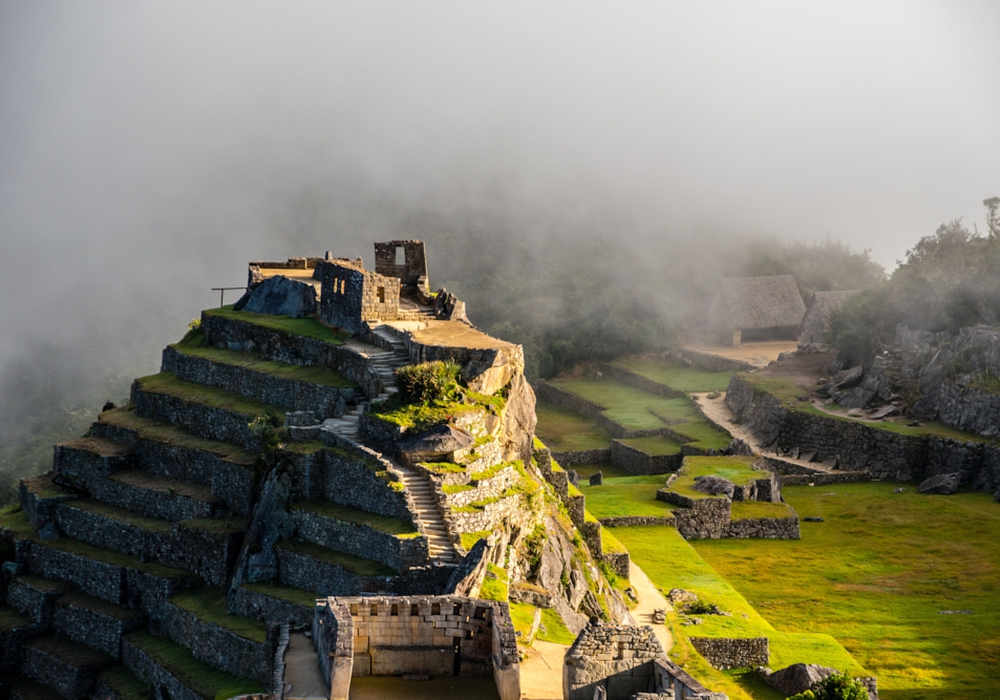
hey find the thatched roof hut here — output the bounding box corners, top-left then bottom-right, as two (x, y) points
(707, 275), (806, 346)
(797, 289), (861, 344)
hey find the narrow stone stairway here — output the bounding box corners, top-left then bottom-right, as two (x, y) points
(392, 460), (458, 565)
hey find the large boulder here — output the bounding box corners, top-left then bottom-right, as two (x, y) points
(692, 475), (735, 498)
(398, 423), (475, 463)
(238, 275), (318, 318)
(762, 663), (838, 696)
(918, 472), (961, 495)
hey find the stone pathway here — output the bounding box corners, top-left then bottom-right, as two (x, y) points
(393, 459), (458, 564)
(282, 632), (327, 700)
(519, 640), (570, 700)
(628, 561), (674, 654)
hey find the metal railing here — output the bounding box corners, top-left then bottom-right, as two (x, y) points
(211, 287), (248, 307)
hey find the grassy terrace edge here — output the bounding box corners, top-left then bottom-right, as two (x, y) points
(202, 305), (346, 345)
(134, 372), (287, 422)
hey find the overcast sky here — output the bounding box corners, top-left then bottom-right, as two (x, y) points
(1, 1), (998, 368)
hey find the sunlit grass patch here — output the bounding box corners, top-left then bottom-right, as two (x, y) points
(612, 359), (733, 393)
(534, 399), (613, 451)
(580, 474), (674, 519)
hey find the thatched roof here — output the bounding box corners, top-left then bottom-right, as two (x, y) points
(707, 275), (806, 331)
(797, 290), (861, 343)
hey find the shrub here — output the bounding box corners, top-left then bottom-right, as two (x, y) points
(394, 361), (461, 405)
(789, 673), (869, 700)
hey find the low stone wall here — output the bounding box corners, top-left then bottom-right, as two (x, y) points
(550, 448), (611, 466)
(0, 626), (35, 673)
(19, 475), (78, 538)
(727, 373), (1000, 489)
(131, 383), (259, 451)
(21, 638), (109, 699)
(163, 346), (354, 420)
(610, 441), (682, 475)
(658, 496), (731, 540)
(230, 585), (314, 628)
(311, 447), (413, 523)
(201, 311), (384, 399)
(122, 635), (203, 700)
(442, 465), (520, 510)
(7, 577), (67, 625)
(780, 471), (871, 486)
(672, 348), (751, 372)
(535, 384), (631, 438)
(277, 546), (365, 596)
(52, 595), (144, 657)
(602, 551), (631, 580)
(938, 382), (1000, 439)
(599, 516), (675, 527)
(599, 364), (686, 399)
(450, 492), (527, 533)
(725, 517), (799, 539)
(29, 543), (126, 605)
(52, 441), (133, 486)
(689, 636), (768, 670)
(83, 474), (219, 523)
(290, 507), (428, 573)
(356, 415), (407, 458)
(53, 503), (239, 587)
(156, 601), (273, 685)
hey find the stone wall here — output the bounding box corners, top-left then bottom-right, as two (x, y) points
(610, 441), (683, 475)
(131, 383), (259, 451)
(724, 517), (799, 539)
(779, 472), (872, 486)
(290, 507), (428, 573)
(535, 383), (630, 438)
(20, 638), (109, 699)
(52, 594), (144, 657)
(655, 494), (731, 540)
(162, 346), (354, 420)
(671, 348), (752, 373)
(155, 600), (273, 684)
(374, 240), (428, 289)
(121, 635), (203, 700)
(302, 447), (413, 523)
(450, 492), (528, 533)
(689, 637), (768, 670)
(440, 465), (520, 510)
(937, 382), (1000, 438)
(563, 624), (666, 700)
(599, 516), (676, 527)
(201, 311), (383, 399)
(230, 585), (314, 629)
(727, 374), (1000, 489)
(316, 260), (400, 335)
(551, 448), (612, 466)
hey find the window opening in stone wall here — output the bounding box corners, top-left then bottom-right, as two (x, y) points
(350, 604), (358, 615)
(432, 603), (440, 615)
(340, 279), (346, 294)
(395, 245), (405, 266)
(410, 604), (419, 616)
(370, 604), (378, 616)
(453, 603), (461, 615)
(390, 604), (398, 616)
(377, 286), (385, 303)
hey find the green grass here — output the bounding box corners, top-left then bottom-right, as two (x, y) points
(27, 633), (112, 666)
(729, 501), (797, 520)
(664, 456), (766, 500)
(0, 607), (32, 632)
(613, 359), (734, 393)
(175, 329), (357, 388)
(240, 581), (324, 609)
(96, 665), (154, 700)
(550, 379), (701, 430)
(568, 462), (632, 479)
(480, 564), (509, 602)
(614, 525), (867, 680)
(290, 500), (418, 536)
(666, 420), (734, 451)
(135, 373), (286, 422)
(179, 516), (247, 537)
(691, 482), (1000, 699)
(534, 399), (613, 451)
(744, 374), (996, 444)
(277, 539), (396, 577)
(67, 499), (174, 535)
(536, 607), (576, 645)
(579, 475), (675, 519)
(97, 407), (254, 464)
(125, 629), (264, 700)
(367, 400), (480, 431)
(0, 504), (36, 539)
(509, 602), (538, 643)
(461, 530), (491, 550)
(169, 587), (267, 643)
(204, 305), (346, 344)
(618, 435), (684, 456)
(58, 590), (144, 622)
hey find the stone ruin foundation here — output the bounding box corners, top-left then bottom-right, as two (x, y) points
(313, 594), (519, 700)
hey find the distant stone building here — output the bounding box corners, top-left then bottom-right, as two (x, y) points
(797, 290), (861, 345)
(706, 276), (806, 347)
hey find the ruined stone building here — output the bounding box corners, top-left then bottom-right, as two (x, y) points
(706, 276), (806, 347)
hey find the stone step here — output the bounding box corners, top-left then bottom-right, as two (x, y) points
(53, 589), (146, 657)
(7, 575), (73, 625)
(20, 634), (113, 700)
(275, 540), (397, 596)
(86, 470), (222, 523)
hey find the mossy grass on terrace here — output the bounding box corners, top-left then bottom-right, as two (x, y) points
(534, 399), (613, 452)
(169, 586), (267, 643)
(550, 378), (701, 430)
(612, 359), (734, 394)
(135, 373), (286, 423)
(68, 499), (174, 535)
(277, 539), (396, 577)
(290, 500), (417, 537)
(179, 516), (247, 537)
(125, 629), (264, 700)
(58, 589), (144, 621)
(96, 665), (155, 700)
(618, 435), (683, 456)
(36, 538), (198, 581)
(27, 633), (113, 665)
(240, 581), (324, 609)
(203, 305), (346, 345)
(175, 329), (356, 389)
(729, 500), (796, 520)
(664, 455), (766, 500)
(97, 407), (254, 464)
(60, 435), (131, 456)
(580, 475), (674, 519)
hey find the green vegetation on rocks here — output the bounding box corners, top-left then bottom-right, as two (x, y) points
(203, 306), (346, 344)
(135, 373), (286, 422)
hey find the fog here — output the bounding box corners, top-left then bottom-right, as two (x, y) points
(1, 1), (998, 484)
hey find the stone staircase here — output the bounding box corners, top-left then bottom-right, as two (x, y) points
(391, 461), (458, 565)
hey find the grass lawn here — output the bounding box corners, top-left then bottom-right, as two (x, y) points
(569, 462), (632, 479)
(203, 305), (346, 345)
(618, 435), (684, 456)
(537, 607), (576, 645)
(580, 475), (675, 519)
(615, 525), (866, 700)
(535, 399), (613, 451)
(96, 666), (154, 700)
(550, 379), (700, 430)
(169, 587), (267, 643)
(175, 329), (357, 388)
(691, 482), (1000, 700)
(278, 539), (396, 577)
(613, 360), (733, 393)
(97, 407), (254, 465)
(729, 501), (797, 520)
(135, 373), (286, 421)
(666, 420), (733, 451)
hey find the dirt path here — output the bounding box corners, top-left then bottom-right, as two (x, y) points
(692, 392), (834, 473)
(628, 561), (674, 653)
(519, 640), (570, 700)
(683, 341), (799, 368)
(283, 632), (327, 700)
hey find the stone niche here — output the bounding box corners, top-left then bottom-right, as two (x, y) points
(314, 594), (519, 700)
(563, 623), (666, 700)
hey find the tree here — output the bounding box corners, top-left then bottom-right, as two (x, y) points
(985, 196), (1000, 240)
